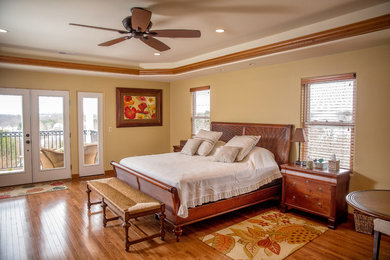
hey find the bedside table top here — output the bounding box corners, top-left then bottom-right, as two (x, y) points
(281, 163), (351, 178)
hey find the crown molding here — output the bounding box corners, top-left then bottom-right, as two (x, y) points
(1, 14), (389, 77)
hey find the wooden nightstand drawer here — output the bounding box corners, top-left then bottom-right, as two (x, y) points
(285, 190), (331, 216)
(285, 175), (331, 198)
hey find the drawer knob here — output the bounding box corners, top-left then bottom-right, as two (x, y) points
(318, 202), (322, 207)
(305, 194), (309, 198)
(318, 187), (323, 192)
(305, 180), (309, 183)
(292, 196), (296, 200)
(293, 182), (296, 186)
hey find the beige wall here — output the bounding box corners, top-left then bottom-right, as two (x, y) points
(1, 44), (389, 192)
(170, 44), (390, 191)
(0, 69), (170, 175)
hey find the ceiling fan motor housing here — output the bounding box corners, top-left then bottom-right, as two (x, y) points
(122, 16), (132, 32)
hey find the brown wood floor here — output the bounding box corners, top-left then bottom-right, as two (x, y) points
(1, 175), (389, 260)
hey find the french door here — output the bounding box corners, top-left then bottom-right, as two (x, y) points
(0, 88), (70, 187)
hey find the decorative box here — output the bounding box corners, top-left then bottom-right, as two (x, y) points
(328, 160), (340, 171)
(314, 162), (326, 169)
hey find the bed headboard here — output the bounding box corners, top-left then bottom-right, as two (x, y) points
(211, 122), (293, 165)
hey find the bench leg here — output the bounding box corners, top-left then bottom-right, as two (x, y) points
(102, 200), (108, 227)
(101, 199), (121, 227)
(86, 184), (101, 210)
(86, 185), (92, 209)
(123, 217), (131, 252)
(159, 212), (166, 241)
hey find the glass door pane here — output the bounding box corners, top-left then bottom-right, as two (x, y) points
(78, 92), (103, 177)
(0, 95), (24, 173)
(39, 96), (65, 169)
(83, 97), (98, 165)
(31, 90), (70, 183)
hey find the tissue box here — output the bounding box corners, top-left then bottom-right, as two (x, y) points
(328, 160), (340, 172)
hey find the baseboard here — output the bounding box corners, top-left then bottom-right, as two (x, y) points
(71, 170), (115, 180)
(104, 170), (116, 176)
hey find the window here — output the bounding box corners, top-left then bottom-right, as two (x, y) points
(191, 86), (210, 135)
(301, 73), (356, 170)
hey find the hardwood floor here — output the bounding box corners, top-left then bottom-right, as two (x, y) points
(0, 175), (389, 260)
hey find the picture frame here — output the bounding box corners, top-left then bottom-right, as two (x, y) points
(116, 88), (162, 127)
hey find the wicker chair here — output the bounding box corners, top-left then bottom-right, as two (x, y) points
(40, 148), (64, 168)
(84, 144), (98, 165)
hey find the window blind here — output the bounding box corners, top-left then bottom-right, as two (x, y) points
(191, 86), (210, 135)
(302, 74), (356, 169)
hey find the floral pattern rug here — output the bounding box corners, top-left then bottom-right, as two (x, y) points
(0, 182), (68, 199)
(200, 209), (328, 259)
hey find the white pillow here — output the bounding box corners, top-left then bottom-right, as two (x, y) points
(208, 141), (226, 156)
(214, 146), (241, 163)
(225, 135), (261, 161)
(194, 129), (223, 156)
(181, 139), (203, 156)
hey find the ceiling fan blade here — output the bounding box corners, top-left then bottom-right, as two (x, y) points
(131, 8), (152, 32)
(69, 23), (128, 34)
(140, 36), (170, 52)
(150, 30), (201, 38)
(98, 36), (129, 46)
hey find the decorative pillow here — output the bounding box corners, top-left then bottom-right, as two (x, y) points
(181, 138), (203, 156)
(194, 129), (223, 156)
(225, 135), (261, 161)
(214, 146), (241, 163)
(208, 141), (226, 156)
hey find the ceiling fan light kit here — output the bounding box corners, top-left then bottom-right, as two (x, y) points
(70, 7), (201, 52)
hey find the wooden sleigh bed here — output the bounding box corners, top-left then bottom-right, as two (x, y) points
(111, 122), (292, 241)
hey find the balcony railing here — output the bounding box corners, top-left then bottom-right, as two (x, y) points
(0, 130), (97, 171)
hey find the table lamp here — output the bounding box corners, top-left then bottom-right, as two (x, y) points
(292, 128), (307, 165)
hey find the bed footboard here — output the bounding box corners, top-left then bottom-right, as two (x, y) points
(110, 161), (180, 217)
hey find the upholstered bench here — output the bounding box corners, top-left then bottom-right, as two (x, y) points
(86, 177), (165, 251)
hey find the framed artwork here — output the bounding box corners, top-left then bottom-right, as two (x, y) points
(116, 88), (162, 127)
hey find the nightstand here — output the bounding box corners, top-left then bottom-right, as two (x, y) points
(173, 140), (187, 152)
(280, 163), (351, 229)
(173, 145), (183, 152)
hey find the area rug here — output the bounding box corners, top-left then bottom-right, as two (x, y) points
(200, 209), (328, 260)
(0, 181), (68, 199)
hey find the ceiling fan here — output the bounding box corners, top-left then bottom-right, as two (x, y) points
(69, 7), (201, 52)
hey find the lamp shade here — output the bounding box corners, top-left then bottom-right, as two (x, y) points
(292, 128), (307, 142)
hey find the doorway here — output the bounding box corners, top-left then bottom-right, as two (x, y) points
(0, 88), (71, 187)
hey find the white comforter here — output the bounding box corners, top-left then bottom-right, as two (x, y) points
(119, 147), (281, 218)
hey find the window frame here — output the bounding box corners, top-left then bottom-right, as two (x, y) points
(301, 73), (356, 170)
(190, 86), (210, 136)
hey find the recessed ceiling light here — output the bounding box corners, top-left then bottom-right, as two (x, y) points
(215, 29), (224, 33)
(0, 28), (8, 33)
(154, 53), (161, 56)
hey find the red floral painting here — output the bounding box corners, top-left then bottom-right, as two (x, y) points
(123, 95), (156, 120)
(116, 88), (162, 127)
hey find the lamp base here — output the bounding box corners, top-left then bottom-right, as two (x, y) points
(295, 160), (304, 166)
